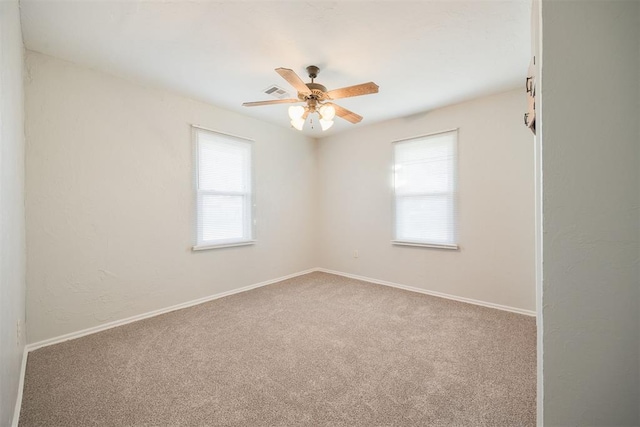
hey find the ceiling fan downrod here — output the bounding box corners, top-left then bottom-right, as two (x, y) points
(304, 65), (327, 98)
(306, 65), (320, 82)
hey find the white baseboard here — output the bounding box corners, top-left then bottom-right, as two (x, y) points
(25, 266), (535, 353)
(11, 346), (28, 427)
(26, 268), (318, 352)
(316, 268), (536, 317)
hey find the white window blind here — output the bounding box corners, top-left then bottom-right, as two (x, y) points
(392, 130), (458, 249)
(194, 127), (254, 249)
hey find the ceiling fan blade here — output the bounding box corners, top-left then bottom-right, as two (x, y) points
(242, 98), (300, 107)
(275, 68), (312, 96)
(325, 82), (379, 100)
(332, 103), (363, 124)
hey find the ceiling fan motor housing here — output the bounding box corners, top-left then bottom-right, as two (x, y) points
(301, 83), (328, 102)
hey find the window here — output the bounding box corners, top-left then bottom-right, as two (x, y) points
(392, 130), (458, 249)
(193, 127), (254, 250)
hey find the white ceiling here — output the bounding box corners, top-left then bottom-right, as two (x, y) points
(20, 0), (531, 138)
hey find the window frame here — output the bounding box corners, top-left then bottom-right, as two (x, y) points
(391, 129), (459, 250)
(192, 125), (255, 251)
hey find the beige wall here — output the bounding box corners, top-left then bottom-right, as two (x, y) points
(540, 0), (640, 424)
(25, 52), (318, 343)
(317, 90), (535, 312)
(0, 1), (26, 425)
(25, 52), (536, 346)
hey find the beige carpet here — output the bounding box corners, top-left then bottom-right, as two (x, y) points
(19, 272), (536, 426)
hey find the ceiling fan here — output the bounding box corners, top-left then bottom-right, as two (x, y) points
(242, 65), (379, 131)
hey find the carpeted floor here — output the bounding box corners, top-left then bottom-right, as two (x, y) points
(19, 272), (536, 426)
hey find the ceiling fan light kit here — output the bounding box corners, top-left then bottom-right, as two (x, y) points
(243, 65), (379, 132)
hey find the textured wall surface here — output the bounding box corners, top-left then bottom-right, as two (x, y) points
(25, 52), (318, 343)
(541, 1), (640, 424)
(0, 1), (26, 425)
(317, 90), (535, 312)
(24, 55), (537, 343)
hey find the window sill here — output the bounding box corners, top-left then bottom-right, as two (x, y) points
(192, 241), (256, 251)
(391, 240), (459, 250)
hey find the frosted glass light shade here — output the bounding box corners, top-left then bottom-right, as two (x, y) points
(288, 105), (305, 120)
(291, 118), (305, 131)
(319, 104), (335, 121)
(319, 119), (334, 131)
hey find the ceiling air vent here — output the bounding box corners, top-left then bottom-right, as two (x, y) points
(263, 85), (291, 99)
